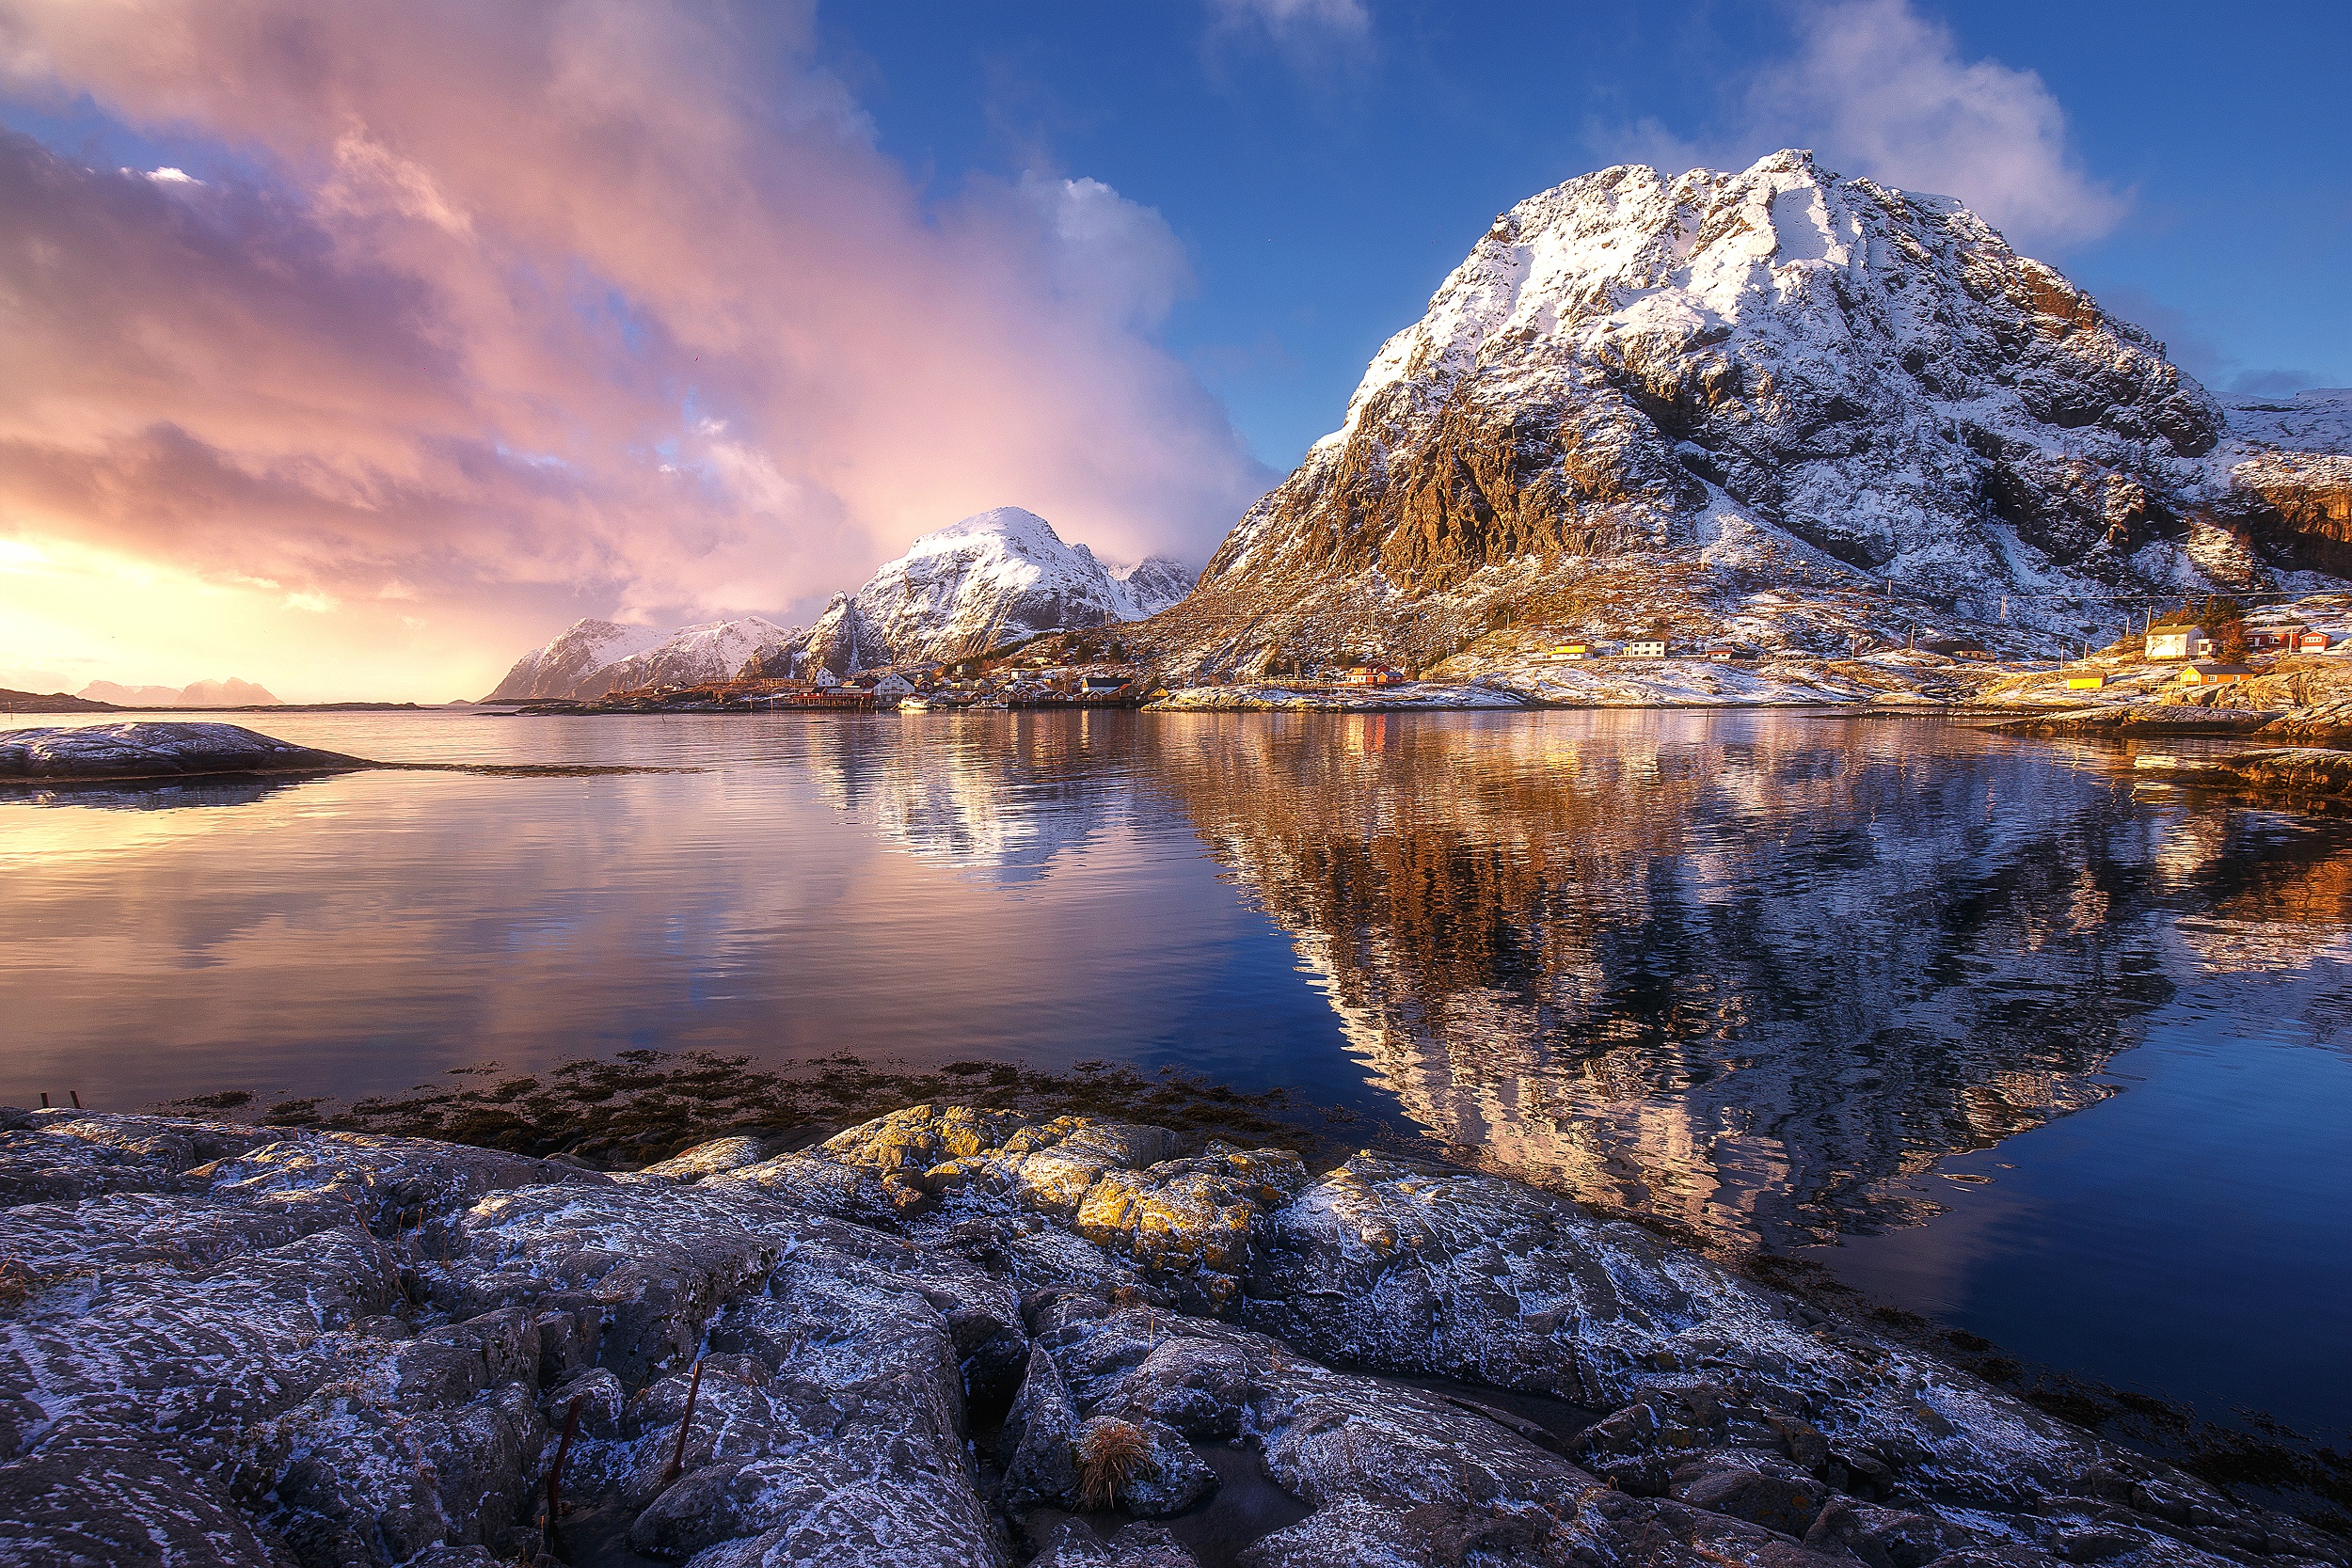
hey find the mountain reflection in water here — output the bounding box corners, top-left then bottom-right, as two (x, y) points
(1152, 714), (2192, 1249)
(7, 707), (2349, 1434)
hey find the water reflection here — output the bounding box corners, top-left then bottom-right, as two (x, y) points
(1138, 713), (2352, 1251)
(810, 714), (1147, 885)
(0, 775), (322, 813)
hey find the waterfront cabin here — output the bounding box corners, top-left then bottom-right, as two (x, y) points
(1625, 638), (1668, 658)
(2297, 630), (2332, 653)
(1078, 672), (1134, 693)
(1340, 665), (1404, 687)
(1706, 646), (1755, 662)
(2143, 625), (2206, 661)
(2174, 662), (2253, 686)
(2246, 624), (2307, 654)
(873, 673), (915, 697)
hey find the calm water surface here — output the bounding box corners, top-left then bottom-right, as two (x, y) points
(5, 707), (2347, 1440)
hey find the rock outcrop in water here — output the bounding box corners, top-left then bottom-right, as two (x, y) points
(0, 1103), (2337, 1568)
(1140, 151), (2352, 678)
(0, 721), (368, 782)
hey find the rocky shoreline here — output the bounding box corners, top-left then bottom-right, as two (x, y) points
(2132, 748), (2352, 807)
(0, 1102), (2340, 1568)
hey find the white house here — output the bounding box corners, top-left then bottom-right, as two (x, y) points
(1625, 638), (1668, 657)
(812, 668), (841, 689)
(873, 673), (915, 697)
(2143, 625), (2205, 661)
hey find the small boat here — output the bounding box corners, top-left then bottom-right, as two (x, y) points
(971, 698), (1010, 711)
(897, 697), (935, 712)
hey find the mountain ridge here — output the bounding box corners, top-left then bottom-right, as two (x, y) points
(487, 509), (1194, 698)
(1137, 150), (2352, 678)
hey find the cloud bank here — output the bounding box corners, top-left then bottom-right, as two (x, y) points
(1603, 0), (2123, 252)
(0, 0), (1274, 696)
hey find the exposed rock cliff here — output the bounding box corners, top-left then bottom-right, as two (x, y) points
(1145, 152), (2351, 677)
(0, 1104), (2336, 1567)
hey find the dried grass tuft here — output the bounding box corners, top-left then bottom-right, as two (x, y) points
(1074, 1418), (1151, 1511)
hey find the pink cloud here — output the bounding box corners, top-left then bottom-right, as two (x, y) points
(0, 0), (1272, 684)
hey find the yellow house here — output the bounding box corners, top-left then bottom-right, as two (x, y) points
(1550, 642), (1592, 659)
(2065, 674), (2106, 690)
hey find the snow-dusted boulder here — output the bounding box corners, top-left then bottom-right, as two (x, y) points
(0, 721), (367, 781)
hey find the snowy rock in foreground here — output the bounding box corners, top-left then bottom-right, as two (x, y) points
(0, 1103), (2336, 1567)
(0, 721), (368, 781)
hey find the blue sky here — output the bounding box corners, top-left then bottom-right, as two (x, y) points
(834, 0), (2351, 468)
(0, 0), (2343, 697)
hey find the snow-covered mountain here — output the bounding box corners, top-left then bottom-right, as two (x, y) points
(766, 508), (1194, 675)
(1146, 150), (2352, 675)
(485, 616), (791, 700)
(1108, 555), (1195, 618)
(80, 677), (280, 707)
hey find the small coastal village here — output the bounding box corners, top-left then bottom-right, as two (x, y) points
(471, 591), (2352, 734)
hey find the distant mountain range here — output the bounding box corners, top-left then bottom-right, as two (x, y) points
(1140, 150), (2352, 676)
(78, 677), (281, 707)
(487, 508), (1193, 700)
(489, 152), (2352, 697)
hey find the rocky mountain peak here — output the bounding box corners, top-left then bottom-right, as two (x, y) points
(772, 507), (1195, 675)
(486, 615), (789, 700)
(1151, 150), (2341, 678)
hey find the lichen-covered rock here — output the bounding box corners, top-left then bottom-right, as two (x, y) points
(1073, 1144), (1307, 1309)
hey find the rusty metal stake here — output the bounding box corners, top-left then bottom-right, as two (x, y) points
(68, 1092), (80, 1109)
(662, 1357), (704, 1487)
(542, 1394), (582, 1553)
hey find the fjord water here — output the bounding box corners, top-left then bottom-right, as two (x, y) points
(5, 708), (2348, 1441)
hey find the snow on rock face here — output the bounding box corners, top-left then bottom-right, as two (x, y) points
(2209, 390), (2352, 574)
(1151, 150), (2349, 676)
(485, 616), (790, 700)
(494, 515), (1188, 689)
(596, 616), (793, 693)
(1108, 555), (1196, 619)
(778, 508), (1180, 675)
(485, 618), (668, 699)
